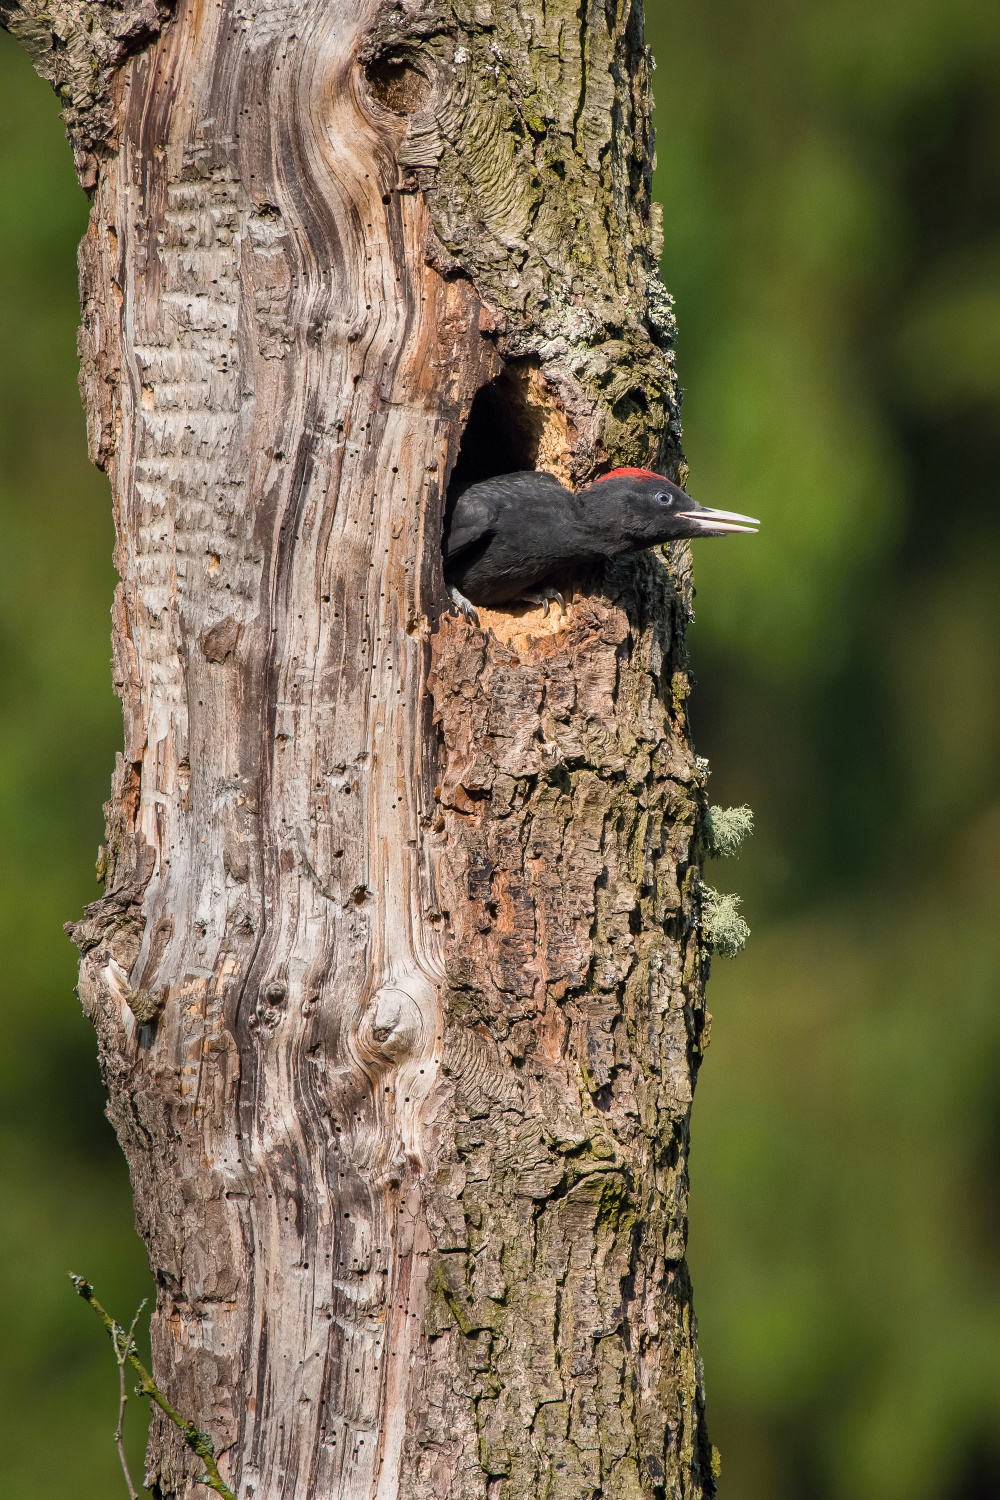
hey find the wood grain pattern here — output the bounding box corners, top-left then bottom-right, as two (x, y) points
(7, 0), (716, 1493)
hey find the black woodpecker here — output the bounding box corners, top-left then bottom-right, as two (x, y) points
(443, 466), (759, 621)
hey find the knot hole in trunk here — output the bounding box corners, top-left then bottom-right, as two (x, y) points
(361, 51), (432, 114)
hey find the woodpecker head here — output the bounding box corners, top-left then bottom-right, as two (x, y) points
(585, 468), (759, 548)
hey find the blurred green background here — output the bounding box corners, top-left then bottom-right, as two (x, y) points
(645, 1), (1000, 1496)
(0, 0), (997, 1493)
(0, 24), (154, 1497)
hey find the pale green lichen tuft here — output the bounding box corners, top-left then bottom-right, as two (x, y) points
(703, 804), (754, 859)
(700, 884), (750, 958)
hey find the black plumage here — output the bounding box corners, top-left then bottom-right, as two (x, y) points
(442, 467), (758, 615)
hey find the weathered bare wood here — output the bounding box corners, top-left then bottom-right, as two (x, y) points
(6, 0), (717, 1494)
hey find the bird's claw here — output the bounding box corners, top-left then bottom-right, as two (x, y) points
(519, 587), (565, 618)
(447, 585), (480, 627)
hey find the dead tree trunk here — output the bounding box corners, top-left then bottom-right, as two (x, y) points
(4, 0), (717, 1495)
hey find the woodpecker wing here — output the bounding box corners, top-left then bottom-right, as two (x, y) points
(443, 470), (568, 561)
(443, 488), (501, 562)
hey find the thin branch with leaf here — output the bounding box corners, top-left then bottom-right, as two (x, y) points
(113, 1297), (147, 1498)
(69, 1274), (236, 1500)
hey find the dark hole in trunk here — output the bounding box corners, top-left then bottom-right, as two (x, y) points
(441, 363), (570, 605)
(446, 364), (550, 504)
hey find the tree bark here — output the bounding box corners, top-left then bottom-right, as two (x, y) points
(4, 1), (717, 1495)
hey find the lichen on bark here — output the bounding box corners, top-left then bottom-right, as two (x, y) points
(419, 552), (716, 1497)
(361, 0), (681, 479)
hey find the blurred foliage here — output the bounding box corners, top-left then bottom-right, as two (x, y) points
(1, 0), (998, 1495)
(646, 0), (1000, 1495)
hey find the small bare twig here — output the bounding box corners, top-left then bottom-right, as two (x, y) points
(69, 1274), (236, 1500)
(114, 1299), (147, 1497)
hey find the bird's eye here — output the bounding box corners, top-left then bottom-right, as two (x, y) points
(654, 491), (672, 504)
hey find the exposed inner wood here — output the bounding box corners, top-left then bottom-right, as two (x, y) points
(5, 0), (717, 1493)
(475, 599), (577, 650)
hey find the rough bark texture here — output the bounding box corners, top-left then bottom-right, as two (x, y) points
(6, 0), (717, 1495)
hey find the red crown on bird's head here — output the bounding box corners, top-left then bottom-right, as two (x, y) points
(595, 467), (671, 484)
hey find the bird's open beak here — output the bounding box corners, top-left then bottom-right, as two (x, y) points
(676, 505), (759, 536)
